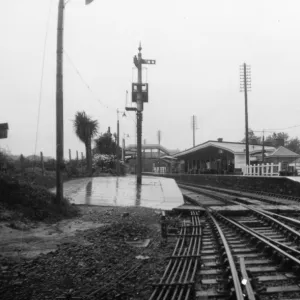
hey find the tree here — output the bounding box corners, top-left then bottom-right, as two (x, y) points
(286, 137), (300, 154)
(241, 128), (261, 144)
(265, 132), (289, 145)
(73, 111), (98, 175)
(95, 131), (121, 156)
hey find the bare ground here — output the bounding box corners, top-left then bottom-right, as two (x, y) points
(0, 205), (177, 300)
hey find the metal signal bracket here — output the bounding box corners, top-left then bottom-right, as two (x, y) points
(132, 83), (149, 103)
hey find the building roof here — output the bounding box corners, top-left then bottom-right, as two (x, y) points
(173, 140), (276, 158)
(268, 146), (300, 158)
(125, 144), (179, 156)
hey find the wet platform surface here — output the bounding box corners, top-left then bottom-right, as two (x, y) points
(52, 176), (184, 210)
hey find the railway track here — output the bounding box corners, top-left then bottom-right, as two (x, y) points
(178, 182), (300, 207)
(212, 210), (300, 299)
(149, 211), (201, 300)
(150, 184), (300, 299)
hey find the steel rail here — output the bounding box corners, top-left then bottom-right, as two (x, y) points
(162, 213), (198, 300)
(181, 212), (201, 300)
(239, 221), (300, 256)
(230, 201), (300, 242)
(213, 212), (300, 267)
(149, 223), (187, 300)
(239, 257), (256, 300)
(262, 210), (300, 227)
(149, 212), (202, 300)
(172, 212), (200, 300)
(179, 182), (299, 206)
(156, 227), (188, 300)
(207, 211), (245, 300)
(167, 215), (196, 300)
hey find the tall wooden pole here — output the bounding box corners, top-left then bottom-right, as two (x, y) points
(158, 130), (161, 174)
(56, 0), (64, 204)
(262, 130), (265, 164)
(192, 115), (195, 147)
(136, 44), (143, 184)
(116, 110), (120, 174)
(243, 63), (250, 166)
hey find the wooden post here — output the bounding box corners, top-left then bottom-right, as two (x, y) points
(278, 162), (282, 175)
(271, 163), (274, 176)
(55, 0), (65, 204)
(122, 138), (125, 162)
(69, 149), (71, 161)
(40, 152), (45, 175)
(76, 150), (79, 162)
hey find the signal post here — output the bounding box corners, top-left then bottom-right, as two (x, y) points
(127, 43), (155, 184)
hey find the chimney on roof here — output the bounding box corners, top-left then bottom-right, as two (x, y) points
(217, 138), (223, 142)
(275, 138), (284, 147)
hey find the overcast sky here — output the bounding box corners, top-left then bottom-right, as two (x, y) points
(1, 0), (300, 158)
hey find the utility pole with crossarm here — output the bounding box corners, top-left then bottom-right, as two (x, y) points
(55, 0), (95, 204)
(127, 43), (156, 184)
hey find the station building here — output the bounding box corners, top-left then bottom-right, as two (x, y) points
(173, 139), (300, 175)
(124, 139), (300, 175)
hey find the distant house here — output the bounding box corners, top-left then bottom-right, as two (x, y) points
(264, 146), (300, 164)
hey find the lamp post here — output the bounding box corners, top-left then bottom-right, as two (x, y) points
(55, 0), (95, 204)
(116, 109), (126, 174)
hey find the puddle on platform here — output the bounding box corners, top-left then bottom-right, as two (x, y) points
(50, 176), (183, 210)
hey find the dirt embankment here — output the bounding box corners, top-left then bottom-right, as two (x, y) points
(0, 175), (178, 300)
(0, 206), (176, 300)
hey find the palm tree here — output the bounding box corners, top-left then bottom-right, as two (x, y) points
(73, 111), (98, 175)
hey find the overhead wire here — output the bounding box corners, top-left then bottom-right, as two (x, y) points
(33, 0), (53, 165)
(64, 50), (112, 110)
(253, 124), (300, 134)
(64, 49), (137, 132)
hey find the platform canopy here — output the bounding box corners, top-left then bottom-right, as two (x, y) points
(173, 140), (275, 159)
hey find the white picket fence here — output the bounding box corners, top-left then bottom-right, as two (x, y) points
(244, 163), (282, 176)
(153, 167), (167, 174)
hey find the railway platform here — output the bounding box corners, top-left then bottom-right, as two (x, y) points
(51, 175), (184, 210)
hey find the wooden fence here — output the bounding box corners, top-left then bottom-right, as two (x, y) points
(244, 163), (282, 176)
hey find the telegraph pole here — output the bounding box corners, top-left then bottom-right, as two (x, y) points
(157, 130), (161, 174)
(191, 115), (197, 147)
(116, 110), (120, 174)
(240, 63), (251, 166)
(262, 130), (265, 164)
(130, 43), (156, 184)
(55, 0), (65, 204)
(55, 0), (95, 204)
